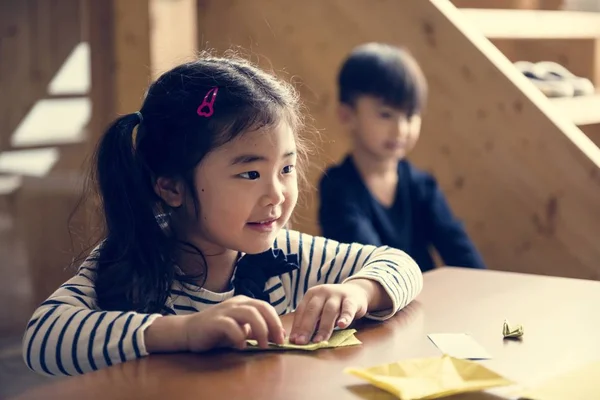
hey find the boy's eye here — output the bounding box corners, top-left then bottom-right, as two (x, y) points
(282, 165), (295, 174)
(239, 171), (260, 180)
(380, 111), (393, 119)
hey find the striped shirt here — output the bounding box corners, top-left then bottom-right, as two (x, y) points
(23, 229), (423, 376)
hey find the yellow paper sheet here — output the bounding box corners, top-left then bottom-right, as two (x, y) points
(245, 328), (361, 351)
(345, 354), (514, 400)
(503, 319), (524, 339)
(517, 360), (600, 400)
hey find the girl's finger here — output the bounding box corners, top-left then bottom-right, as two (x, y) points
(337, 297), (359, 329)
(229, 306), (270, 348)
(215, 317), (247, 350)
(246, 299), (285, 345)
(312, 297), (340, 343)
(289, 291), (311, 342)
(290, 295), (324, 345)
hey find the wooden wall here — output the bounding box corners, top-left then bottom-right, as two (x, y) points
(0, 0), (83, 151)
(197, 0), (600, 280)
(0, 0), (86, 306)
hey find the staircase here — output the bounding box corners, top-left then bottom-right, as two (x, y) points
(452, 1), (600, 145)
(0, 0), (89, 307)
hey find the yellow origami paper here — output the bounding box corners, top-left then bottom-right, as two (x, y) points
(503, 319), (524, 339)
(345, 354), (514, 400)
(245, 328), (361, 351)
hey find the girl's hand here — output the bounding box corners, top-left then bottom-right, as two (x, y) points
(182, 295), (285, 351)
(289, 282), (370, 345)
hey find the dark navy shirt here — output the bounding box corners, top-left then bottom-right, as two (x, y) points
(318, 155), (486, 272)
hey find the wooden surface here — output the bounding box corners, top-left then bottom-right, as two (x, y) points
(460, 9), (600, 39)
(196, 0), (600, 281)
(492, 38), (600, 86)
(12, 268), (600, 400)
(550, 94), (600, 126)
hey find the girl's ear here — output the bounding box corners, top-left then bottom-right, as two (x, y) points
(154, 177), (185, 208)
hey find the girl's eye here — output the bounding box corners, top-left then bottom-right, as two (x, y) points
(282, 165), (295, 174)
(239, 171), (260, 180)
(380, 111), (392, 119)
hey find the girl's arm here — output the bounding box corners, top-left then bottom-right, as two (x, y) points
(275, 229), (423, 321)
(22, 261), (161, 377)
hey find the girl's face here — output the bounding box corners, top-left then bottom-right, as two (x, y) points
(180, 122), (299, 255)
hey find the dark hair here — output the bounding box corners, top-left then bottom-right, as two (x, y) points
(338, 43), (427, 115)
(88, 53), (305, 313)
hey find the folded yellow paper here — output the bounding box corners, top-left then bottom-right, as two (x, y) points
(345, 354), (514, 400)
(503, 319), (524, 339)
(244, 328), (361, 351)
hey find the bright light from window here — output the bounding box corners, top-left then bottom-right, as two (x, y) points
(48, 42), (90, 95)
(11, 98), (90, 147)
(0, 175), (22, 195)
(0, 148), (60, 177)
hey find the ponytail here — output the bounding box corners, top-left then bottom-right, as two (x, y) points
(92, 113), (174, 313)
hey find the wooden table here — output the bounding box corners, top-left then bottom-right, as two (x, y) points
(12, 268), (600, 400)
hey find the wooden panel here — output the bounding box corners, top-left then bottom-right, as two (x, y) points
(197, 0), (600, 280)
(0, 0), (82, 151)
(14, 177), (82, 306)
(581, 124), (600, 147)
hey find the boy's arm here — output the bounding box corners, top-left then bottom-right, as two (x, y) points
(319, 175), (382, 246)
(423, 176), (486, 269)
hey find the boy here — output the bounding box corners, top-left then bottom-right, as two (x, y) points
(318, 43), (485, 272)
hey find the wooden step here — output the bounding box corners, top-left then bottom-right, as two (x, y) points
(0, 175), (22, 196)
(550, 93), (600, 126)
(460, 9), (600, 38)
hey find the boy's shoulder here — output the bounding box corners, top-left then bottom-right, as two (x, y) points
(321, 155), (354, 178)
(400, 159), (435, 185)
(400, 160), (445, 201)
(319, 155), (362, 191)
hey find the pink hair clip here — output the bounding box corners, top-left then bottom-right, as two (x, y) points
(196, 87), (219, 118)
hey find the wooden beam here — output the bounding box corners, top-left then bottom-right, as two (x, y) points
(88, 0), (151, 139)
(150, 0), (198, 80)
(88, 0), (197, 143)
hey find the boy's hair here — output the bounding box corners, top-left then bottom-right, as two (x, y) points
(86, 52), (306, 313)
(337, 43), (427, 115)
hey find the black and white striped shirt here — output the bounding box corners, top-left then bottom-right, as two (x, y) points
(23, 229), (423, 376)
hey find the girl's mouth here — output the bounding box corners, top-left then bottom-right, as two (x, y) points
(247, 218), (279, 232)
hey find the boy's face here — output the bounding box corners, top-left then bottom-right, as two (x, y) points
(340, 96), (421, 161)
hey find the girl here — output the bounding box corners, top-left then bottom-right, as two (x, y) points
(22, 54), (423, 377)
